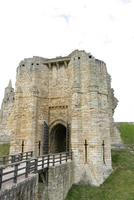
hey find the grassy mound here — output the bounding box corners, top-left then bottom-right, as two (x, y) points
(66, 150), (134, 200)
(0, 143), (10, 156)
(66, 123), (134, 200)
(117, 122), (134, 144)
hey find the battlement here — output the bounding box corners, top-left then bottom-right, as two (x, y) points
(17, 50), (105, 70)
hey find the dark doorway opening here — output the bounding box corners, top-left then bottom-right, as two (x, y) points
(50, 124), (66, 153)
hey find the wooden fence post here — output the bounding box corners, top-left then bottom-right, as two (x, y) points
(34, 158), (38, 173)
(19, 153), (23, 161)
(25, 160), (30, 178)
(0, 167), (3, 189)
(14, 164), (18, 183)
(60, 153), (62, 164)
(66, 152), (68, 162)
(71, 151), (73, 160)
(31, 151), (33, 157)
(42, 156), (44, 169)
(26, 152), (28, 160)
(53, 155), (55, 166)
(47, 155), (50, 168)
(11, 155), (15, 163)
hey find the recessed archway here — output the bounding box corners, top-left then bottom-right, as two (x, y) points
(50, 123), (66, 153)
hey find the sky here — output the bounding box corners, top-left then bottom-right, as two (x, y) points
(0, 0), (134, 122)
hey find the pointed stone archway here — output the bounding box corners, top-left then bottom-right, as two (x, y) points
(50, 123), (67, 153)
(43, 120), (70, 154)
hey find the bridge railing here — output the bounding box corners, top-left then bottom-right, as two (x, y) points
(0, 151), (73, 189)
(0, 151), (33, 165)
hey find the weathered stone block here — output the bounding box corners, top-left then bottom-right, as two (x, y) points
(0, 50), (120, 186)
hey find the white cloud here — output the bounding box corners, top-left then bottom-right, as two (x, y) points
(120, 0), (131, 4)
(0, 0), (134, 121)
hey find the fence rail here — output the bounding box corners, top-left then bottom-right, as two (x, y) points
(0, 151), (33, 165)
(0, 151), (73, 189)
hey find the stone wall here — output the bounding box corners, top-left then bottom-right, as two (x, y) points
(0, 80), (14, 144)
(39, 162), (74, 200)
(69, 51), (113, 185)
(111, 125), (122, 145)
(0, 174), (38, 200)
(7, 50), (118, 186)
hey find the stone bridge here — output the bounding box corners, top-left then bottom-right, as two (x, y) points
(0, 151), (73, 200)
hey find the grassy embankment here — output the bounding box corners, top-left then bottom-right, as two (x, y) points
(66, 122), (134, 200)
(0, 143), (10, 156)
(117, 122), (134, 145)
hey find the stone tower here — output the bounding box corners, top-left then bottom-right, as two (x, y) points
(0, 80), (15, 143)
(7, 50), (118, 186)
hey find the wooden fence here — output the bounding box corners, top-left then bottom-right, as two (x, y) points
(0, 151), (73, 189)
(0, 151), (33, 165)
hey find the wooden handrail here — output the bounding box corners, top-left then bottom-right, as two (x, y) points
(0, 151), (33, 165)
(0, 151), (73, 190)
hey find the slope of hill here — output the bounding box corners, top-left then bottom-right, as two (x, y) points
(66, 123), (134, 200)
(0, 143), (10, 156)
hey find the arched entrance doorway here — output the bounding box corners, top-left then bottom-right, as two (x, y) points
(50, 123), (67, 153)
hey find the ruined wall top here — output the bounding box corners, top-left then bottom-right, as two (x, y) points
(3, 80), (14, 105)
(18, 50), (105, 69)
(0, 80), (15, 143)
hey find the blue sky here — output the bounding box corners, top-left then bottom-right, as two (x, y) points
(0, 0), (134, 121)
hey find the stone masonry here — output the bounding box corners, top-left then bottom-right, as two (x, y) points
(0, 174), (38, 200)
(39, 162), (74, 200)
(0, 50), (120, 186)
(0, 80), (15, 143)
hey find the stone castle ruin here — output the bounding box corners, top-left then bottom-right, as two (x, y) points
(0, 80), (15, 144)
(0, 50), (121, 186)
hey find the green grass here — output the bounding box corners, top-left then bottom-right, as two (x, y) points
(66, 123), (134, 200)
(0, 143), (10, 156)
(117, 122), (134, 144)
(66, 150), (134, 200)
